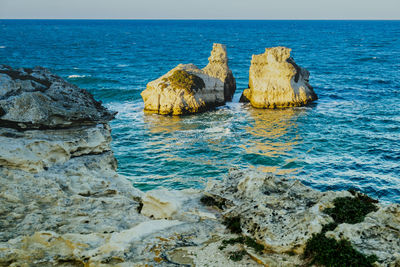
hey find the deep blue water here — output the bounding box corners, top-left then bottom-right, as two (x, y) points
(1, 20), (399, 203)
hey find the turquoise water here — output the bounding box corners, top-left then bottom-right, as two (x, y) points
(0, 20), (399, 202)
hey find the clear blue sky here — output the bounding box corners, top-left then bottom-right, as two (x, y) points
(1, 0), (399, 19)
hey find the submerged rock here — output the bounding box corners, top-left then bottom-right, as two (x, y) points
(240, 47), (317, 108)
(141, 43), (236, 115)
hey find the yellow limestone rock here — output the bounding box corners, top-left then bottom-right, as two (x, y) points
(203, 43), (236, 101)
(240, 47), (317, 108)
(141, 43), (236, 115)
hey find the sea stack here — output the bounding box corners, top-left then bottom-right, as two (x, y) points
(240, 47), (317, 108)
(141, 43), (236, 115)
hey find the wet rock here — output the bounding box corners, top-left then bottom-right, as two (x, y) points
(240, 47), (317, 108)
(141, 43), (236, 115)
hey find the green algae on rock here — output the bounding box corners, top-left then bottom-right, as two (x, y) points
(303, 232), (378, 267)
(323, 192), (379, 224)
(167, 69), (205, 94)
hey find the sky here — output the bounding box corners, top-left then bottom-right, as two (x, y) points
(0, 0), (399, 19)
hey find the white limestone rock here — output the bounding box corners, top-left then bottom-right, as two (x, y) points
(0, 124), (112, 173)
(240, 47), (317, 108)
(141, 189), (188, 219)
(205, 169), (351, 254)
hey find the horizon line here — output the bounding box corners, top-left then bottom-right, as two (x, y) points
(1, 18), (399, 21)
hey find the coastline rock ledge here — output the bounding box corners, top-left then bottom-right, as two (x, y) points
(1, 65), (399, 267)
(141, 43), (236, 115)
(240, 47), (318, 108)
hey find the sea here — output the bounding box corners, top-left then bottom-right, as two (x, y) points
(0, 20), (399, 203)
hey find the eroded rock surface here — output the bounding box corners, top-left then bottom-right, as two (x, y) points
(327, 204), (400, 266)
(141, 43), (236, 115)
(0, 65), (115, 129)
(205, 170), (350, 254)
(240, 47), (318, 108)
(203, 169), (400, 266)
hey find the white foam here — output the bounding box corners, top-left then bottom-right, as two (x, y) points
(68, 74), (87, 78)
(117, 64), (129, 67)
(0, 46), (6, 49)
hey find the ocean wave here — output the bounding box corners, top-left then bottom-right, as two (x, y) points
(355, 57), (386, 62)
(68, 74), (88, 78)
(0, 46), (6, 49)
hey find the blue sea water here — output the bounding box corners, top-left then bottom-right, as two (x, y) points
(0, 20), (399, 203)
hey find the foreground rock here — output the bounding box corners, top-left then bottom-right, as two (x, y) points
(201, 169), (400, 266)
(240, 47), (318, 108)
(141, 43), (236, 115)
(0, 66), (221, 266)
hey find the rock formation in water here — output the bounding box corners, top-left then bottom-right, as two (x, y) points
(141, 43), (236, 115)
(203, 43), (236, 101)
(1, 65), (399, 267)
(240, 47), (318, 108)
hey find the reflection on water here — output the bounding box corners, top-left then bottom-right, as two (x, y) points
(241, 106), (305, 176)
(144, 113), (186, 134)
(141, 104), (306, 183)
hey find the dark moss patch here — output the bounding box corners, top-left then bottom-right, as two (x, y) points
(321, 222), (339, 233)
(200, 195), (225, 210)
(223, 216), (242, 234)
(244, 236), (264, 254)
(229, 250), (246, 261)
(324, 194), (378, 224)
(219, 236), (264, 255)
(303, 192), (379, 266)
(285, 250), (296, 256)
(303, 232), (378, 267)
(167, 70), (205, 93)
(137, 202), (143, 213)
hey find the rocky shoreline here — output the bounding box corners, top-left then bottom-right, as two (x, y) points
(1, 66), (399, 266)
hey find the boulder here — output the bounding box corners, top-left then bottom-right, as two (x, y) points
(0, 65), (115, 129)
(240, 47), (317, 108)
(141, 43), (236, 115)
